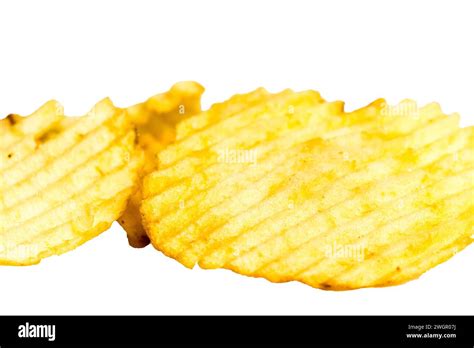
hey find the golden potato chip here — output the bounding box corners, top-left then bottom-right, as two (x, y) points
(0, 99), (142, 265)
(119, 82), (204, 247)
(141, 90), (473, 290)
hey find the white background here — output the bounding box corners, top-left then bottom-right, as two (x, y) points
(0, 0), (473, 315)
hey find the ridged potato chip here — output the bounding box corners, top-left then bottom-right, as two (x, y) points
(120, 82), (204, 247)
(141, 89), (474, 290)
(0, 99), (142, 265)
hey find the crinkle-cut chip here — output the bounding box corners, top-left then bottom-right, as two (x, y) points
(157, 89), (324, 169)
(119, 82), (204, 247)
(175, 87), (271, 140)
(141, 90), (473, 290)
(0, 98), (143, 265)
(142, 88), (328, 199)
